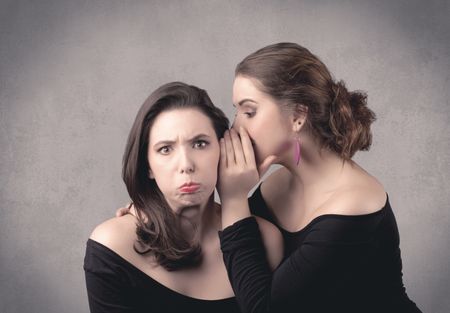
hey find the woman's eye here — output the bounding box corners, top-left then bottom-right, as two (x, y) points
(244, 111), (256, 118)
(158, 146), (171, 154)
(193, 140), (209, 149)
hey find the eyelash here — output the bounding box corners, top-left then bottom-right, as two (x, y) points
(157, 140), (209, 155)
(193, 140), (209, 149)
(233, 106), (256, 118)
(158, 146), (172, 154)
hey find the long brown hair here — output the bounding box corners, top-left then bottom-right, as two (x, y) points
(122, 82), (229, 271)
(236, 42), (376, 159)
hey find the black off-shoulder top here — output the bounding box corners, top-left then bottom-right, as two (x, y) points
(219, 184), (422, 313)
(84, 239), (240, 313)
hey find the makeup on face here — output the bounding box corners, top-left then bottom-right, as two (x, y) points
(148, 108), (220, 210)
(232, 76), (295, 166)
(179, 182), (201, 193)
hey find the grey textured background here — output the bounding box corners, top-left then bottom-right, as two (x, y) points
(1, 1), (449, 312)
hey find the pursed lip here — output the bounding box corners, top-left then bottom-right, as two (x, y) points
(179, 182), (200, 193)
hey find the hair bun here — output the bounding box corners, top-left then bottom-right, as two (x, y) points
(329, 80), (376, 159)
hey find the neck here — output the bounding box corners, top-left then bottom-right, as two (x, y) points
(178, 196), (221, 240)
(281, 140), (351, 193)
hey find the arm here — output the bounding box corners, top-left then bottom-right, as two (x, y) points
(254, 216), (284, 271)
(219, 217), (364, 313)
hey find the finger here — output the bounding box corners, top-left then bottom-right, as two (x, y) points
(224, 130), (236, 165)
(258, 155), (277, 178)
(115, 205), (130, 217)
(129, 203), (137, 217)
(229, 128), (245, 165)
(238, 126), (256, 166)
(219, 137), (227, 169)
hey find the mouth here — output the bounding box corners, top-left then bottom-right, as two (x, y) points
(179, 182), (201, 193)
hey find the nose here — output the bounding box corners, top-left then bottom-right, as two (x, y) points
(178, 148), (195, 174)
(231, 113), (240, 130)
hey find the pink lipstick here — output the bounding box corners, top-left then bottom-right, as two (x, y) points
(179, 182), (200, 193)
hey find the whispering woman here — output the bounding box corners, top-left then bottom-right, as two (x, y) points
(218, 42), (422, 312)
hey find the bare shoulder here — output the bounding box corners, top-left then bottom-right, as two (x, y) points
(254, 216), (284, 270)
(322, 172), (387, 216)
(89, 214), (137, 254)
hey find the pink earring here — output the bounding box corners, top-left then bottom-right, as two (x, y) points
(294, 138), (301, 165)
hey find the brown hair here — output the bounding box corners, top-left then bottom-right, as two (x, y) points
(122, 82), (229, 271)
(236, 42), (376, 159)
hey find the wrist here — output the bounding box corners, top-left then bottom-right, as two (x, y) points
(221, 196), (247, 210)
(220, 197), (251, 229)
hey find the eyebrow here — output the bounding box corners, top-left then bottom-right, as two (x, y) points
(153, 134), (212, 147)
(233, 99), (257, 108)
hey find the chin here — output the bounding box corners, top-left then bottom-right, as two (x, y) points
(178, 193), (206, 205)
(255, 152), (269, 167)
(254, 144), (272, 164)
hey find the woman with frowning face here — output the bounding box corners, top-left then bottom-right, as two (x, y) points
(148, 108), (219, 216)
(217, 43), (422, 312)
(84, 82), (282, 313)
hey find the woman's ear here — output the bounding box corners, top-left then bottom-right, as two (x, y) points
(148, 168), (154, 179)
(291, 104), (308, 133)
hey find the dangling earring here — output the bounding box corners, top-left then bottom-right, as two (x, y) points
(294, 138), (301, 166)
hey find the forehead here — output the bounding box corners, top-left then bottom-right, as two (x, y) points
(149, 108), (215, 140)
(232, 75), (266, 104)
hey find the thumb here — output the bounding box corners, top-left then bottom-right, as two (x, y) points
(258, 155), (277, 178)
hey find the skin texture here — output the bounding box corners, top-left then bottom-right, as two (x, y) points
(232, 75), (293, 166)
(147, 108), (219, 224)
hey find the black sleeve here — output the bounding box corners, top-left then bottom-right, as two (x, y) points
(84, 241), (136, 313)
(219, 217), (368, 313)
(248, 185), (275, 222)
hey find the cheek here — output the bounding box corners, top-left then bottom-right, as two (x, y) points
(246, 118), (272, 147)
(209, 150), (220, 175)
(148, 156), (174, 192)
(247, 118), (288, 162)
(151, 169), (171, 192)
(200, 148), (220, 184)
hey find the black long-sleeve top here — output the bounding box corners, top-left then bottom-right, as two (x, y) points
(219, 185), (422, 313)
(84, 239), (241, 313)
